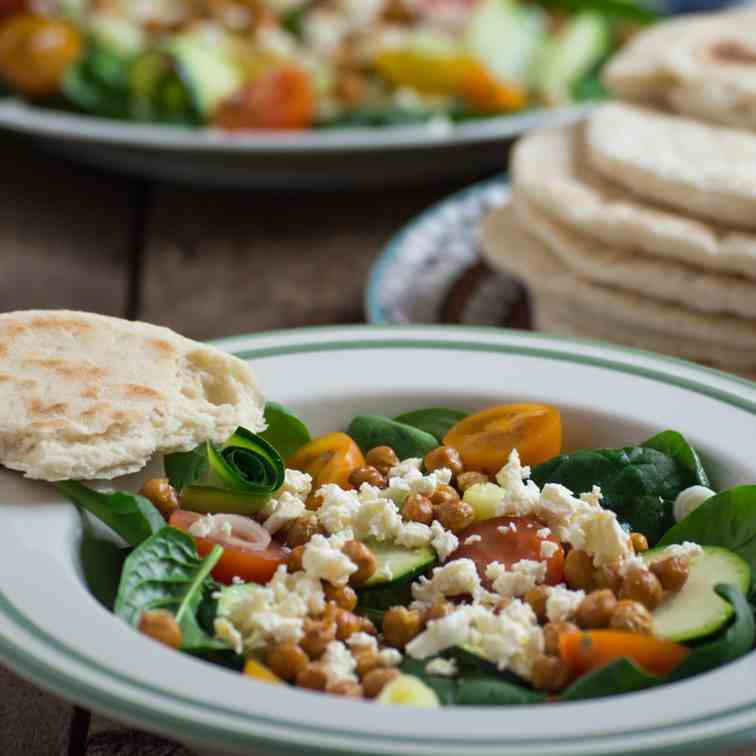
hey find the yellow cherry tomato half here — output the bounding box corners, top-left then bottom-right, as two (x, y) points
(443, 403), (562, 474)
(286, 432), (365, 506)
(0, 13), (82, 97)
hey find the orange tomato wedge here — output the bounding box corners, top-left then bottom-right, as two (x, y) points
(244, 660), (282, 684)
(559, 630), (690, 679)
(443, 403), (562, 474)
(287, 432), (365, 507)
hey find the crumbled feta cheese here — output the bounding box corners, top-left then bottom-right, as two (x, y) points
(281, 468), (313, 500)
(407, 600), (543, 680)
(352, 486), (403, 542)
(674, 487), (715, 523)
(545, 586), (585, 623)
(540, 541), (559, 559)
(346, 632), (378, 652)
(384, 458), (452, 503)
(214, 566), (324, 652)
(430, 520), (459, 562)
(537, 528), (551, 538)
(389, 458), (423, 478)
(660, 541), (704, 560)
(464, 534), (482, 546)
(378, 648), (403, 667)
(618, 553), (647, 577)
(486, 560), (547, 597)
(316, 484), (361, 534)
(494, 450), (542, 515)
(322, 641), (358, 684)
(425, 657), (458, 677)
(413, 559), (484, 605)
(189, 513), (231, 539)
(214, 617), (243, 655)
(396, 521), (433, 549)
(302, 533), (357, 586)
(263, 492), (306, 535)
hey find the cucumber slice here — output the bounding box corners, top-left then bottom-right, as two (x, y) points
(465, 0), (547, 89)
(363, 541), (436, 588)
(642, 546), (751, 642)
(169, 31), (243, 117)
(534, 12), (610, 105)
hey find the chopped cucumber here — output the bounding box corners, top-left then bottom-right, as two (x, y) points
(643, 546), (751, 642)
(534, 12), (610, 105)
(169, 31), (243, 117)
(465, 0), (547, 89)
(364, 541), (436, 588)
(463, 482), (504, 521)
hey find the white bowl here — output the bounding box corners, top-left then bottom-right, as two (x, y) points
(1, 325), (755, 756)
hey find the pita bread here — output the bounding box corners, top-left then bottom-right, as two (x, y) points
(511, 123), (756, 279)
(481, 206), (756, 353)
(585, 103), (756, 229)
(511, 193), (756, 318)
(604, 8), (756, 132)
(0, 310), (265, 481)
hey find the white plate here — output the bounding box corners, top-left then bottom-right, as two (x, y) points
(1, 324), (756, 756)
(0, 98), (590, 186)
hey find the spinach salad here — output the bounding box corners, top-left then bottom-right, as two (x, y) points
(58, 402), (756, 707)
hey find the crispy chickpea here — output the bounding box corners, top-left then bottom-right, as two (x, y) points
(296, 661), (329, 690)
(306, 492), (324, 511)
(138, 609), (182, 649)
(349, 465), (386, 489)
(524, 586), (549, 624)
(456, 471), (490, 493)
(610, 600), (653, 634)
(543, 621), (578, 656)
(334, 607), (363, 641)
(300, 618), (336, 659)
(621, 567), (663, 610)
(362, 667), (401, 698)
(425, 600), (455, 623)
(343, 540), (377, 585)
(266, 642), (309, 682)
(564, 549), (596, 591)
(436, 497), (475, 534)
(382, 606), (424, 649)
(576, 590), (618, 629)
(286, 513), (320, 549)
(139, 478), (180, 520)
(531, 654), (572, 692)
(324, 583), (358, 612)
(366, 446), (399, 475)
(327, 680), (364, 697)
(429, 483), (460, 508)
(650, 556), (690, 593)
(287, 545), (306, 573)
(594, 560), (624, 594)
(630, 533), (649, 553)
(402, 493), (434, 525)
(354, 649), (381, 678)
(424, 446), (464, 478)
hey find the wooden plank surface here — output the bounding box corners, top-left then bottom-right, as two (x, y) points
(139, 180), (466, 340)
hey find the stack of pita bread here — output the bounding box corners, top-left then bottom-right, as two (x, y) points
(482, 6), (756, 379)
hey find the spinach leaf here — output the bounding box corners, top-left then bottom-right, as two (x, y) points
(658, 486), (756, 574)
(393, 408), (468, 444)
(560, 658), (659, 701)
(56, 481), (164, 548)
(357, 575), (416, 614)
(165, 446), (208, 492)
(534, 0), (658, 22)
(63, 46), (132, 119)
(347, 416), (438, 460)
(115, 526), (228, 654)
(642, 431), (710, 488)
(259, 402), (311, 460)
(670, 584), (755, 681)
(531, 438), (704, 545)
(78, 510), (128, 611)
(399, 653), (544, 706)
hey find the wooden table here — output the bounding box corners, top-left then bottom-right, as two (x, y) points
(2, 134), (754, 756)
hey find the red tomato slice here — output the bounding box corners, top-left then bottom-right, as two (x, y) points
(451, 516), (564, 587)
(170, 510), (289, 585)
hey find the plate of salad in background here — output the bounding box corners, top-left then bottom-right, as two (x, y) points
(0, 0), (659, 186)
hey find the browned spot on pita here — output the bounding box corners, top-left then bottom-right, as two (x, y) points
(710, 41), (756, 65)
(0, 372), (13, 382)
(29, 400), (68, 416)
(29, 315), (94, 332)
(81, 386), (100, 400)
(149, 338), (176, 356)
(121, 383), (162, 401)
(30, 418), (69, 430)
(24, 358), (108, 381)
(0, 345), (8, 360)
